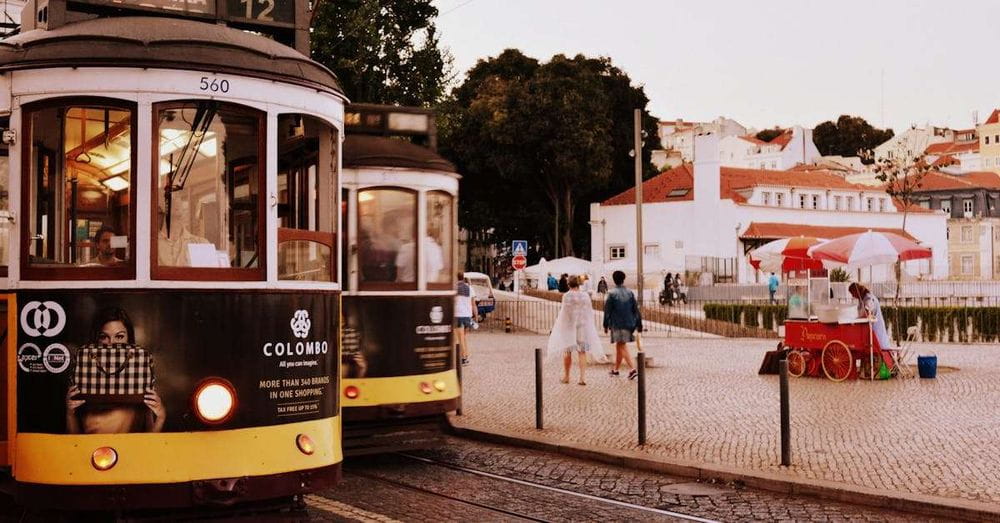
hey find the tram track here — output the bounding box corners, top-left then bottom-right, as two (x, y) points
(391, 452), (720, 523)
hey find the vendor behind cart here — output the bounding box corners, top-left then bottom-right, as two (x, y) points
(848, 283), (892, 349)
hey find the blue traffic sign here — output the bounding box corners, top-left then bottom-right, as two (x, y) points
(512, 240), (528, 256)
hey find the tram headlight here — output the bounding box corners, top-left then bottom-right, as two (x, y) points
(296, 434), (316, 455)
(344, 385), (360, 399)
(419, 382), (433, 394)
(91, 447), (118, 471)
(433, 380), (447, 392)
(193, 378), (237, 425)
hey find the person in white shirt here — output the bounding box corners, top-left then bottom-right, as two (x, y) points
(454, 272), (476, 365)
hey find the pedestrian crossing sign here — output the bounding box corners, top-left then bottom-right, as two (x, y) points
(512, 240), (528, 256)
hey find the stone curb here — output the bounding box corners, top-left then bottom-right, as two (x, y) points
(446, 419), (1000, 523)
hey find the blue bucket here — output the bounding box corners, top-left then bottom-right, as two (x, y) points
(917, 355), (938, 379)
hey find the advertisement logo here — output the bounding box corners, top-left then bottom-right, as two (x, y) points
(43, 343), (71, 374)
(430, 306), (444, 324)
(20, 301), (66, 338)
(290, 310), (312, 339)
(17, 343), (43, 372)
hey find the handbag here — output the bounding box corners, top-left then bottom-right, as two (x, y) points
(74, 343), (154, 404)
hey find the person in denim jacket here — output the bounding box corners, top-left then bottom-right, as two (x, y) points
(603, 270), (643, 380)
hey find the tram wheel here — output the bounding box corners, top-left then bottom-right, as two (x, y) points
(821, 340), (853, 382)
(786, 350), (807, 378)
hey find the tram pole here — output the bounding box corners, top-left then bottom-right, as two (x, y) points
(637, 351), (646, 445)
(535, 347), (543, 430)
(456, 343), (463, 416)
(779, 359), (790, 466)
(633, 108), (644, 306)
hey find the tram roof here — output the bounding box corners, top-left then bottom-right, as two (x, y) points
(0, 16), (344, 95)
(343, 135), (457, 174)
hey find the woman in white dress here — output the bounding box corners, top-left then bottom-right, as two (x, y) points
(547, 275), (606, 385)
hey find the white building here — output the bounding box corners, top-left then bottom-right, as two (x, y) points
(716, 126), (821, 170)
(590, 134), (949, 285)
(873, 126), (952, 164)
(653, 117), (747, 168)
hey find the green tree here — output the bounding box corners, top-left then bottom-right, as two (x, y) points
(755, 128), (784, 142)
(814, 115), (894, 163)
(440, 50), (657, 260)
(310, 0), (451, 106)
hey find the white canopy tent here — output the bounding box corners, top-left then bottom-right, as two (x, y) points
(521, 256), (596, 289)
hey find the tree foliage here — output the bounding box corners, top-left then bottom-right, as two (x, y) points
(439, 50), (658, 261)
(310, 0), (451, 106)
(755, 128), (784, 142)
(813, 115), (894, 163)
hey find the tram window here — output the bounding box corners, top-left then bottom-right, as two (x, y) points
(0, 116), (9, 274)
(357, 188), (417, 290)
(153, 101), (264, 280)
(277, 114), (338, 282)
(426, 191), (453, 289)
(23, 102), (135, 279)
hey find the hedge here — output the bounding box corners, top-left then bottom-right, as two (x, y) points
(703, 303), (1000, 343)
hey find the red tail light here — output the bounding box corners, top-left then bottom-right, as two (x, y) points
(344, 386), (360, 399)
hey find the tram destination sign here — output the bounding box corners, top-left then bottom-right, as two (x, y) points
(68, 0), (297, 27)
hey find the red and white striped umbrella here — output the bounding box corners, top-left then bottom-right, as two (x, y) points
(748, 236), (827, 273)
(808, 231), (931, 268)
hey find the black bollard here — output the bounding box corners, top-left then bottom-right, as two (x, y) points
(535, 348), (543, 429)
(779, 359), (790, 466)
(456, 343), (463, 416)
(637, 352), (646, 445)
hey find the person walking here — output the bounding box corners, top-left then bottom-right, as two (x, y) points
(454, 272), (476, 365)
(596, 276), (608, 294)
(603, 270), (642, 380)
(558, 273), (569, 293)
(548, 276), (606, 385)
(547, 273), (558, 291)
(768, 272), (780, 304)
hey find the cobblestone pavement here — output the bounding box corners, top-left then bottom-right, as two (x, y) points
(307, 436), (932, 522)
(453, 332), (1000, 506)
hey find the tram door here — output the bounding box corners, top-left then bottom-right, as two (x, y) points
(0, 295), (9, 466)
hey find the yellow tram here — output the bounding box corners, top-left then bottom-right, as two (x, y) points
(0, 0), (344, 512)
(339, 104), (460, 454)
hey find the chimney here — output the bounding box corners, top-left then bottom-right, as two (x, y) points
(693, 132), (720, 205)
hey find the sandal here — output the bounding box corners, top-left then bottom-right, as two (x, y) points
(578, 381), (586, 386)
(609, 370), (620, 377)
(560, 377), (569, 384)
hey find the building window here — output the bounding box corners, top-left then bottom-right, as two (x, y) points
(919, 199), (931, 209)
(154, 101), (264, 280)
(879, 199), (886, 212)
(776, 193), (784, 207)
(846, 196), (854, 210)
(866, 197), (874, 212)
(799, 194), (807, 209)
(961, 255), (974, 275)
(987, 136), (991, 145)
(964, 199), (974, 215)
(674, 240), (684, 249)
(24, 101), (136, 280)
(961, 225), (974, 242)
(942, 200), (952, 214)
(995, 135), (998, 143)
(609, 245), (626, 260)
(762, 191), (771, 205)
(644, 244), (660, 257)
(811, 195), (819, 209)
(770, 161), (776, 169)
(834, 195), (842, 210)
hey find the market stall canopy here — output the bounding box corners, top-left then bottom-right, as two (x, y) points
(740, 222), (917, 241)
(748, 236), (829, 273)
(808, 231), (932, 268)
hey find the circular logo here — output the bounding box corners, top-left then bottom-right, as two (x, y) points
(20, 301), (67, 338)
(43, 343), (71, 374)
(430, 306), (444, 324)
(290, 310), (312, 339)
(17, 343), (42, 372)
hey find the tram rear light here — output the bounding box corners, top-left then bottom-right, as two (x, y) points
(91, 447), (118, 471)
(419, 382), (433, 394)
(433, 380), (447, 392)
(193, 378), (237, 425)
(296, 434), (316, 455)
(344, 386), (360, 399)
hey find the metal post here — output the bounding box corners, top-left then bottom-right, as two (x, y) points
(535, 348), (543, 430)
(634, 109), (644, 305)
(637, 352), (646, 445)
(456, 343), (463, 416)
(779, 359), (790, 466)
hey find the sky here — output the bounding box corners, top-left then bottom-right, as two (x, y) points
(433, 0), (1000, 133)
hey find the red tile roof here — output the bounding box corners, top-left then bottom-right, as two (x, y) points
(741, 222), (916, 241)
(603, 164), (871, 206)
(770, 130), (795, 148)
(985, 109), (1000, 125)
(924, 140), (979, 155)
(930, 155), (959, 168)
(913, 170), (1000, 192)
(739, 135), (768, 146)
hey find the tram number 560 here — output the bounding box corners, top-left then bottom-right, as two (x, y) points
(239, 0), (275, 22)
(199, 77), (231, 94)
